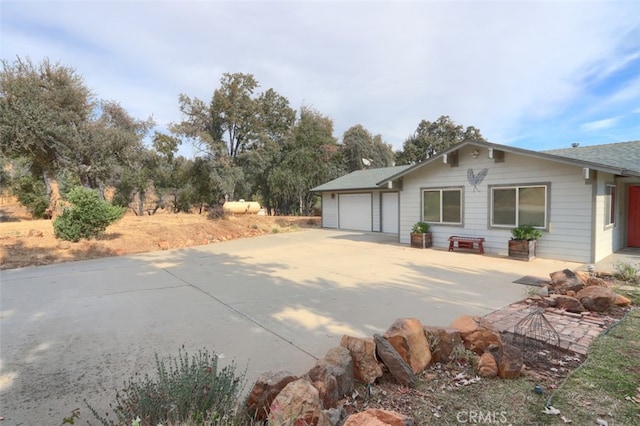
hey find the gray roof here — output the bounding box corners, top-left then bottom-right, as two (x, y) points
(543, 141), (640, 173)
(378, 139), (640, 184)
(314, 140), (640, 192)
(311, 165), (411, 192)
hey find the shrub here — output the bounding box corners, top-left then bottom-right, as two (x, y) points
(411, 221), (430, 233)
(614, 262), (640, 284)
(12, 175), (50, 218)
(86, 347), (246, 426)
(511, 224), (542, 241)
(53, 186), (125, 242)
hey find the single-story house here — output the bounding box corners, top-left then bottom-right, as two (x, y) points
(311, 140), (640, 263)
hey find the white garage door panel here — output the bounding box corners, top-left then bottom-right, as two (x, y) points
(339, 194), (372, 231)
(381, 192), (399, 234)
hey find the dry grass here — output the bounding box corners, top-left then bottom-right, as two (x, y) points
(0, 199), (319, 270)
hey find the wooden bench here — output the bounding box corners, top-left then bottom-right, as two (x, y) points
(448, 236), (485, 254)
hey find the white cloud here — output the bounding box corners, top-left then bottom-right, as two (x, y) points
(581, 117), (619, 132)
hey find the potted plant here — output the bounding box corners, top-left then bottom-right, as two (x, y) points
(410, 221), (432, 249)
(508, 224), (542, 261)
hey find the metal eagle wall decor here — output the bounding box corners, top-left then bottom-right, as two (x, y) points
(467, 168), (489, 192)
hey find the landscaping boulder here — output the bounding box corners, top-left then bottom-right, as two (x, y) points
(323, 407), (347, 426)
(576, 286), (615, 312)
(340, 335), (383, 383)
(344, 408), (415, 426)
(549, 269), (584, 294)
(477, 353), (498, 377)
(423, 326), (464, 364)
(450, 315), (502, 355)
(586, 276), (612, 288)
(384, 318), (431, 374)
(575, 270), (589, 285)
(269, 378), (330, 426)
(551, 294), (585, 313)
(613, 293), (632, 306)
(489, 343), (523, 379)
(307, 346), (354, 408)
(373, 334), (417, 387)
(246, 370), (298, 420)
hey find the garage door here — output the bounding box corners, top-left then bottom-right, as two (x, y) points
(381, 192), (399, 234)
(338, 193), (372, 231)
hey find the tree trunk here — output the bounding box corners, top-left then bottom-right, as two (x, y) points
(42, 171), (52, 200)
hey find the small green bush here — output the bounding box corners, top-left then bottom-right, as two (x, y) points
(86, 347), (246, 426)
(53, 186), (125, 242)
(511, 224), (542, 241)
(411, 221), (430, 233)
(12, 175), (50, 218)
(614, 262), (640, 284)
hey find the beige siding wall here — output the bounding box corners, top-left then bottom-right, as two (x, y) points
(400, 145), (595, 262)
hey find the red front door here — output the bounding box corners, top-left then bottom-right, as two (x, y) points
(629, 186), (640, 247)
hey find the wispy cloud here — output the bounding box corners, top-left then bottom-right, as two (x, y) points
(581, 118), (619, 132)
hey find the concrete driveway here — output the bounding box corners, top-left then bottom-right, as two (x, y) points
(0, 229), (581, 425)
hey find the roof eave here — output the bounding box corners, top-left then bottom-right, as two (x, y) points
(376, 139), (640, 184)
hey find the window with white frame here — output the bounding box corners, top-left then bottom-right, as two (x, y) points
(606, 184), (616, 225)
(491, 185), (547, 228)
(422, 188), (462, 224)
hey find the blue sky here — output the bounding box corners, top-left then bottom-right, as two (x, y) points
(2, 0), (639, 158)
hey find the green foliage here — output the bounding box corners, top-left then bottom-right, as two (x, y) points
(86, 347), (246, 426)
(111, 174), (137, 209)
(511, 224), (542, 241)
(1, 57), (91, 176)
(411, 221), (430, 233)
(341, 124), (394, 172)
(57, 169), (82, 200)
(613, 262), (640, 284)
(12, 175), (50, 218)
(396, 115), (486, 165)
(269, 106), (342, 215)
(53, 186), (125, 241)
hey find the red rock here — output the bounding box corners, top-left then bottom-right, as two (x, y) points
(306, 346), (354, 409)
(423, 326), (464, 364)
(576, 286), (614, 312)
(344, 408), (414, 425)
(246, 370), (297, 420)
(552, 295), (585, 313)
(340, 335), (383, 383)
(477, 353), (498, 377)
(374, 334), (416, 388)
(269, 379), (329, 425)
(613, 293), (632, 306)
(384, 318), (431, 374)
(450, 315), (502, 355)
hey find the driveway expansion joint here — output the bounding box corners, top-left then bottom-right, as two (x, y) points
(162, 268), (320, 361)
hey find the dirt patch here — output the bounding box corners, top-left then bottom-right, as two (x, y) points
(0, 199), (319, 270)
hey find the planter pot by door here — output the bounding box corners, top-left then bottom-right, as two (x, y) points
(411, 232), (433, 249)
(508, 239), (537, 261)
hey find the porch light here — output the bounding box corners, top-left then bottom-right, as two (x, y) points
(471, 149), (480, 159)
